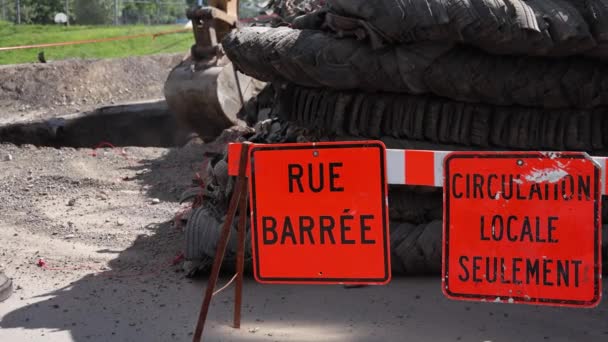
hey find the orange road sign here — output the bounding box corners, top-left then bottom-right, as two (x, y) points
(248, 141), (391, 285)
(442, 152), (602, 308)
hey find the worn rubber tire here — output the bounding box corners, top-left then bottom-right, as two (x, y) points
(425, 47), (608, 109)
(276, 85), (608, 155)
(388, 186), (443, 223)
(184, 204), (253, 268)
(317, 0), (604, 58)
(0, 272), (13, 303)
(185, 207), (222, 261)
(390, 220), (443, 275)
(224, 26), (608, 109)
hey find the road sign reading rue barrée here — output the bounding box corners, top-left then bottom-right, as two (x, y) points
(443, 152), (602, 308)
(248, 141), (391, 285)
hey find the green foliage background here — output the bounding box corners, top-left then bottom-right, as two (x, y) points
(0, 0), (270, 65)
(0, 0), (269, 25)
(0, 21), (192, 65)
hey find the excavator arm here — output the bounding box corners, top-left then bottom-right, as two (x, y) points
(163, 0), (266, 142)
(187, 0), (240, 61)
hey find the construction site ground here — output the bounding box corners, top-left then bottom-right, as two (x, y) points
(0, 53), (186, 125)
(1, 54), (608, 342)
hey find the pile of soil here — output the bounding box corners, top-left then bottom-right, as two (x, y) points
(0, 53), (185, 124)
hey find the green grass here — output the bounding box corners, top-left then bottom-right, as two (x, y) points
(0, 21), (193, 65)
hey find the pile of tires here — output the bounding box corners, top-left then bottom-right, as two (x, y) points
(183, 0), (608, 275)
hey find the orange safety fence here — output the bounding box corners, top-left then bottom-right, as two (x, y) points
(0, 28), (190, 52)
(0, 11), (285, 53)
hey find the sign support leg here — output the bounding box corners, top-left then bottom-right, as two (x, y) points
(192, 143), (250, 342)
(234, 179), (248, 328)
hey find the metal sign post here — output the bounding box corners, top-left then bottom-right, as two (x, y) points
(191, 140), (392, 340)
(191, 142), (250, 342)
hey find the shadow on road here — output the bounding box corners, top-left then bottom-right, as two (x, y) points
(0, 219), (208, 341)
(1, 215), (607, 342)
(120, 127), (250, 204)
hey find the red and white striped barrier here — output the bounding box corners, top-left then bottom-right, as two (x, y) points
(386, 150), (608, 196)
(601, 157), (608, 196)
(227, 144), (608, 195)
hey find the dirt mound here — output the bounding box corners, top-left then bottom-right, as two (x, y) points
(0, 53), (185, 123)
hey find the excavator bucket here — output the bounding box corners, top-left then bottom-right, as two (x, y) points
(164, 59), (264, 142)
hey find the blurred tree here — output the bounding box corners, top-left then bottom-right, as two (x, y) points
(26, 0), (65, 24)
(73, 0), (112, 25)
(5, 0), (74, 24)
(122, 0), (187, 25)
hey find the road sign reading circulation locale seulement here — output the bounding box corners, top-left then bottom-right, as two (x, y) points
(442, 152), (602, 308)
(248, 141), (391, 285)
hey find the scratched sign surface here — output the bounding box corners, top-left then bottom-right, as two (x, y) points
(248, 141), (390, 285)
(442, 152), (601, 308)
